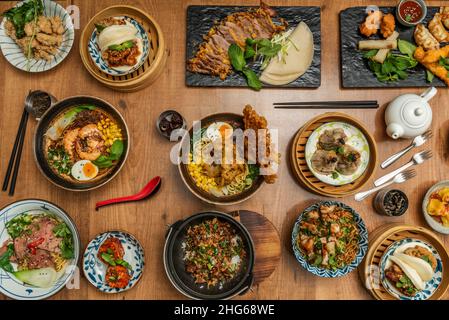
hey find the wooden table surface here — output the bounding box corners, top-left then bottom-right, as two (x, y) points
(1, 0), (448, 300)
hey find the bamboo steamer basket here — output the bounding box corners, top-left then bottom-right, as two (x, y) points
(359, 224), (449, 300)
(289, 112), (377, 197)
(79, 5), (167, 92)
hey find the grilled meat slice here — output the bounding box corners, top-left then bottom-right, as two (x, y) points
(187, 3), (287, 80)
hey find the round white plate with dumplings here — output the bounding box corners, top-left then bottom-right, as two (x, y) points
(305, 122), (370, 186)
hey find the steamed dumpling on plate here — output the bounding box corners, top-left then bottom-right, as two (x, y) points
(311, 150), (338, 174)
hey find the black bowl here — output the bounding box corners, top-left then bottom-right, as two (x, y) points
(164, 211), (255, 300)
(33, 96), (130, 191)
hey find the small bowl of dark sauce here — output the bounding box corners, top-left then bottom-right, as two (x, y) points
(374, 189), (409, 216)
(396, 0), (427, 27)
(156, 110), (186, 140)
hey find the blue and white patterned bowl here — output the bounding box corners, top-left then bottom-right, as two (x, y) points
(0, 199), (80, 300)
(380, 238), (443, 300)
(291, 201), (368, 278)
(0, 0), (75, 73)
(88, 16), (149, 76)
(83, 230), (144, 293)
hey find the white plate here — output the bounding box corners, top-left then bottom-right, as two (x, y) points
(380, 239), (443, 300)
(422, 181), (449, 235)
(0, 199), (80, 300)
(305, 122), (370, 186)
(0, 0), (75, 73)
(88, 16), (149, 76)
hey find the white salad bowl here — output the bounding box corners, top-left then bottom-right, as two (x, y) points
(0, 199), (80, 300)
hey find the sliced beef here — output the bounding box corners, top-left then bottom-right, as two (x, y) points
(27, 249), (55, 269)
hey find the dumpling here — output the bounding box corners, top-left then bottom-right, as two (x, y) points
(318, 129), (347, 151)
(414, 24), (440, 50)
(336, 145), (361, 176)
(440, 7), (449, 29)
(311, 150), (338, 175)
(428, 13), (449, 43)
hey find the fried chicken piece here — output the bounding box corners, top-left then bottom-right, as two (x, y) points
(36, 33), (60, 46)
(415, 46), (449, 85)
(242, 105), (279, 184)
(359, 10), (383, 37)
(414, 24), (440, 51)
(380, 13), (395, 38)
(38, 16), (53, 34)
(50, 16), (64, 35)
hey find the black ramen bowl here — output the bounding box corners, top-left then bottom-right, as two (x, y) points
(178, 113), (265, 205)
(33, 96), (129, 191)
(164, 211), (255, 300)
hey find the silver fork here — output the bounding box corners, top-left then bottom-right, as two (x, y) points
(374, 150), (432, 187)
(355, 170), (416, 202)
(381, 130), (432, 169)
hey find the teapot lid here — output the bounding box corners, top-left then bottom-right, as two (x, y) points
(401, 98), (431, 128)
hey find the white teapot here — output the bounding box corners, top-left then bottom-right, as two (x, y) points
(385, 87), (437, 139)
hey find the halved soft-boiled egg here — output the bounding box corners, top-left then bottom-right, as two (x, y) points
(206, 122), (233, 141)
(71, 160), (99, 181)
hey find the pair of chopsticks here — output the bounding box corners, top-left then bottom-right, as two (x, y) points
(273, 100), (379, 109)
(2, 109), (29, 196)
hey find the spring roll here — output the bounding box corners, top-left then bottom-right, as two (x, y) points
(358, 39), (397, 50)
(373, 31), (399, 63)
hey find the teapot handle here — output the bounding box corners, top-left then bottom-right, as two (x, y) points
(420, 87), (437, 102)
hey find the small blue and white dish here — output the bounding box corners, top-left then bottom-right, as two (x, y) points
(83, 230), (145, 293)
(88, 16), (149, 76)
(380, 238), (442, 300)
(291, 200), (368, 278)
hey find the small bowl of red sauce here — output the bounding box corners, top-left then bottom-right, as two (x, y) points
(396, 0), (427, 27)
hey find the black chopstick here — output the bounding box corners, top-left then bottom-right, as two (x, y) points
(2, 109), (27, 192)
(274, 104), (379, 109)
(8, 110), (29, 196)
(273, 100), (378, 106)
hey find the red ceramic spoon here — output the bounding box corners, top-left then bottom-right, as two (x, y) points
(95, 176), (162, 210)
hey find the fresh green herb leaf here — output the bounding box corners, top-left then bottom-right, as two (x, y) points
(244, 46), (256, 59)
(93, 140), (124, 168)
(115, 259), (132, 270)
(6, 214), (33, 239)
(242, 67), (261, 91)
(331, 172), (339, 179)
(95, 23), (106, 33)
(257, 43), (282, 58)
(228, 44), (246, 72)
(101, 253), (116, 266)
(108, 40), (135, 51)
(426, 70), (434, 82)
(363, 49), (378, 58)
(0, 244), (15, 273)
(397, 39), (416, 58)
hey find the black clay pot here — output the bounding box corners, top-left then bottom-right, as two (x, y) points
(163, 211), (255, 300)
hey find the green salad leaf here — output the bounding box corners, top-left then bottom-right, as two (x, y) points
(2, 0), (43, 39)
(93, 140), (124, 168)
(6, 214), (33, 239)
(0, 244), (15, 273)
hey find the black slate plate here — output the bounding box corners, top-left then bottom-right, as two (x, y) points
(186, 5), (321, 88)
(340, 6), (446, 88)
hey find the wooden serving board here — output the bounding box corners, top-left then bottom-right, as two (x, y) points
(231, 210), (281, 285)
